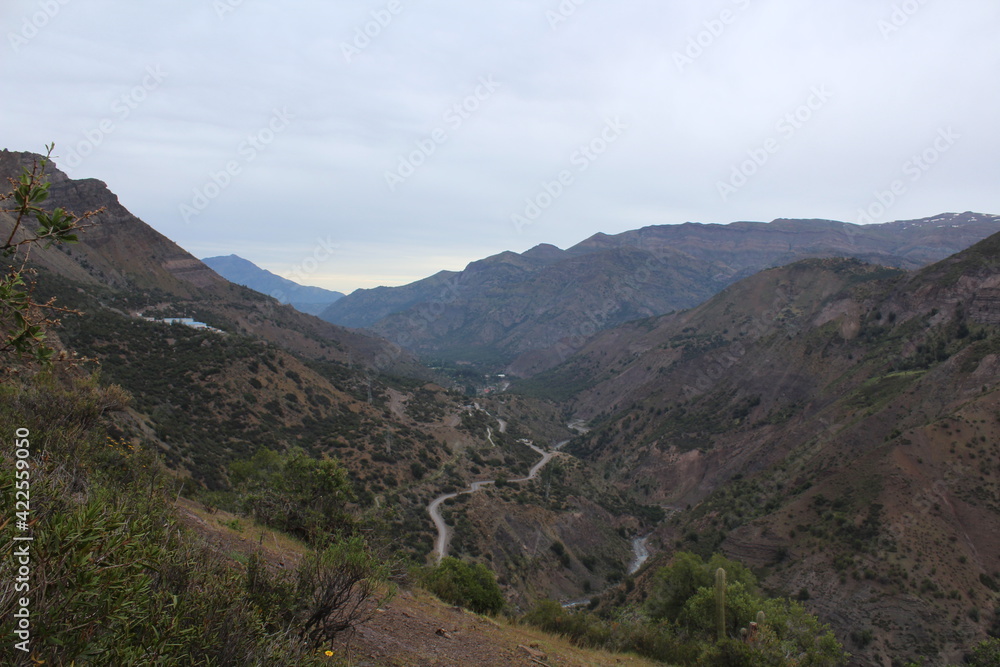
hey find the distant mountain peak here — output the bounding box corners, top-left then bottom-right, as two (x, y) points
(202, 254), (343, 316)
(521, 243), (565, 262)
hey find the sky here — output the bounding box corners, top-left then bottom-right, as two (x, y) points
(3, 1), (999, 294)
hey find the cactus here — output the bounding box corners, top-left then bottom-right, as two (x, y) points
(744, 610), (766, 643)
(715, 567), (727, 642)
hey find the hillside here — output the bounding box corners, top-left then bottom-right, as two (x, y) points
(0, 363), (660, 666)
(0, 149), (649, 606)
(202, 254), (344, 316)
(0, 149), (414, 377)
(174, 498), (662, 667)
(319, 214), (1000, 374)
(520, 236), (1000, 664)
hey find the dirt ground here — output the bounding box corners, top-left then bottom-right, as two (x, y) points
(333, 588), (657, 667)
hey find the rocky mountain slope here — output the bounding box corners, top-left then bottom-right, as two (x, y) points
(1, 149), (645, 603)
(0, 149), (409, 376)
(1, 149), (454, 548)
(520, 235), (1000, 665)
(318, 214), (1000, 375)
(202, 254), (343, 315)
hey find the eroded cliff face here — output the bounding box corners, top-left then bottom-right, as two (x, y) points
(1, 151), (225, 294)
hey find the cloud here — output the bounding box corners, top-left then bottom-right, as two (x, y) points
(2, 0), (998, 292)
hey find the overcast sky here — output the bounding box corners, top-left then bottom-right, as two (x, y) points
(3, 1), (999, 293)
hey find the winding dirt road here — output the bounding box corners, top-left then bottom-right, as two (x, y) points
(429, 439), (568, 563)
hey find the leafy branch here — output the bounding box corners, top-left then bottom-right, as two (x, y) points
(0, 143), (103, 371)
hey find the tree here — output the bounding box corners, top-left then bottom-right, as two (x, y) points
(646, 551), (756, 622)
(0, 145), (101, 372)
(645, 552), (848, 665)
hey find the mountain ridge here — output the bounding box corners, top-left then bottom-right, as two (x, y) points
(319, 212), (1000, 374)
(202, 254), (344, 316)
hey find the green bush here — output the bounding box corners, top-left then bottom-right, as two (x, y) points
(966, 638), (1000, 667)
(420, 557), (505, 615)
(229, 447), (354, 544)
(524, 551), (848, 666)
(646, 551), (755, 623)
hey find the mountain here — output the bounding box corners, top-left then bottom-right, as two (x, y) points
(318, 214), (1000, 375)
(0, 149), (440, 490)
(202, 254), (343, 315)
(0, 149), (415, 376)
(0, 149), (647, 603)
(6, 147), (995, 663)
(518, 234), (1000, 664)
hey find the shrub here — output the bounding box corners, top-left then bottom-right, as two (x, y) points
(646, 551), (756, 623)
(229, 447), (354, 543)
(966, 638), (1000, 666)
(294, 536), (395, 648)
(420, 557), (505, 615)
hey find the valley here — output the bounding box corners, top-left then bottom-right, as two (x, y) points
(2, 148), (999, 665)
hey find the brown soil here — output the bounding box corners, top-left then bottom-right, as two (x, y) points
(334, 589), (654, 667)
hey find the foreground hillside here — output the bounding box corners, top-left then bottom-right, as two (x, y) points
(522, 236), (1000, 664)
(0, 369), (667, 666)
(175, 498), (662, 667)
(319, 214), (1000, 374)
